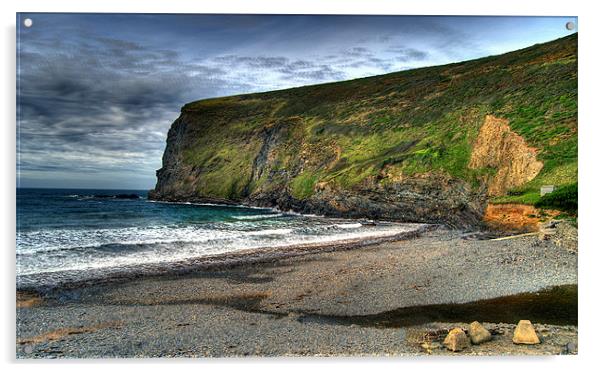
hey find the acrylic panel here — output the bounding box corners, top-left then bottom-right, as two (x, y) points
(16, 13), (578, 358)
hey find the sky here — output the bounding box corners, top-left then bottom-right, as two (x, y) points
(16, 14), (577, 190)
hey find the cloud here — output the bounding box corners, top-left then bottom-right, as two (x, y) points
(387, 47), (429, 62)
(213, 55), (289, 68)
(210, 55), (347, 85)
(17, 35), (249, 189)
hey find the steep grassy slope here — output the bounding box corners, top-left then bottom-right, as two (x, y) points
(150, 34), (577, 227)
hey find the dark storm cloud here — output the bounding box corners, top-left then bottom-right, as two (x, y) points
(16, 14), (577, 189)
(18, 32), (248, 188)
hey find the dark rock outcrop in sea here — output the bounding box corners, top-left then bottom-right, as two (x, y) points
(93, 194), (140, 199)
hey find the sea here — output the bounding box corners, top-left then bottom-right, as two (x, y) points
(16, 188), (423, 289)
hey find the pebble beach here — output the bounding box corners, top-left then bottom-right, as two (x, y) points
(16, 227), (578, 357)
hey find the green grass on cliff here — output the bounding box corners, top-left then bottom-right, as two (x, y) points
(179, 34), (577, 204)
(290, 172), (319, 199)
(535, 183), (578, 214)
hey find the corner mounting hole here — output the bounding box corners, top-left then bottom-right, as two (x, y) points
(24, 18), (33, 28)
(566, 21), (575, 31)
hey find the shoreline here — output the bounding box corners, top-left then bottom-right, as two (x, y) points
(17, 223), (436, 293)
(17, 227), (577, 357)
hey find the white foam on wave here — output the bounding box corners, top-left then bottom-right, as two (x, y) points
(335, 223), (362, 229)
(231, 213), (283, 221)
(246, 228), (293, 236)
(17, 220), (426, 278)
(147, 199), (275, 211)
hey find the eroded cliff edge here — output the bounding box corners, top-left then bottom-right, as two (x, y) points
(149, 34), (577, 229)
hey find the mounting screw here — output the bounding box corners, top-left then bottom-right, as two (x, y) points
(566, 21), (575, 31)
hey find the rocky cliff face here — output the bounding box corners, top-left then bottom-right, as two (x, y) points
(149, 34), (577, 228)
(149, 112), (485, 227)
(469, 115), (544, 196)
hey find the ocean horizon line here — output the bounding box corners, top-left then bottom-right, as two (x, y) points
(17, 186), (151, 191)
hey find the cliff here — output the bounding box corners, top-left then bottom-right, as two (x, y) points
(149, 34), (577, 228)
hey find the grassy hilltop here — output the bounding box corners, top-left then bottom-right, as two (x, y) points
(152, 34), (577, 225)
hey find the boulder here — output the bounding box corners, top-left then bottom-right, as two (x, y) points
(468, 321), (492, 344)
(512, 320), (540, 344)
(443, 328), (469, 352)
(564, 342), (577, 354)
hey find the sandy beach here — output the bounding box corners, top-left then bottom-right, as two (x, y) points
(16, 227), (578, 357)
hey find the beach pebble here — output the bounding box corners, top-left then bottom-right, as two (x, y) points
(564, 342), (577, 354)
(443, 328), (469, 352)
(420, 341), (442, 354)
(468, 321), (492, 344)
(512, 320), (540, 344)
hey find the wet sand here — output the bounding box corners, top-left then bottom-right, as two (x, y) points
(16, 227), (578, 357)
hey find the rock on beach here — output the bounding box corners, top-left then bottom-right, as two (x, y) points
(443, 328), (469, 352)
(513, 320), (540, 345)
(468, 321), (492, 344)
